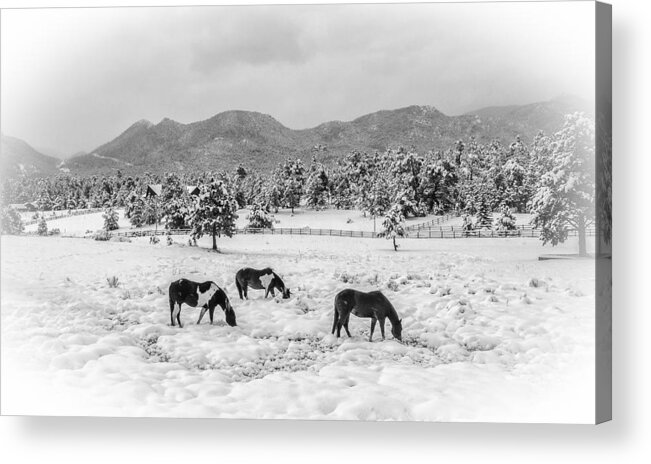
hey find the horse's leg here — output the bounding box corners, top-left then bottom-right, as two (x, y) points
(332, 309), (339, 335)
(174, 304), (183, 328)
(343, 316), (352, 338)
(236, 279), (243, 300)
(172, 303), (181, 327)
(270, 287), (276, 297)
(369, 317), (377, 342)
(379, 317), (386, 340)
(209, 306), (215, 325)
(170, 299), (176, 326)
(197, 306), (208, 324)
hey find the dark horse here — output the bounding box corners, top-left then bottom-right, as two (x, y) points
(332, 289), (402, 342)
(168, 279), (237, 328)
(235, 267), (291, 300)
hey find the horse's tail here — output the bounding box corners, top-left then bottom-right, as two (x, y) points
(235, 276), (244, 300)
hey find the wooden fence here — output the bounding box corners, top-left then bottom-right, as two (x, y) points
(110, 225), (596, 240)
(404, 214), (455, 231)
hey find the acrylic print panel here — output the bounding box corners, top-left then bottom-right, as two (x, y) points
(0, 1), (610, 423)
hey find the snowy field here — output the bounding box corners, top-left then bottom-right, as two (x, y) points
(1, 228), (595, 422)
(23, 207), (447, 236)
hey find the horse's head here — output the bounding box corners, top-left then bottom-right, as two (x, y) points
(391, 318), (403, 341)
(220, 292), (237, 327)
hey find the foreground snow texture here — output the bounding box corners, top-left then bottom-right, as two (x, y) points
(1, 234), (595, 422)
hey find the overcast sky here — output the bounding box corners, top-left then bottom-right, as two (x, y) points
(1, 1), (595, 156)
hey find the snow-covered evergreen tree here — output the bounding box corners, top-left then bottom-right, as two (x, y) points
(129, 197), (145, 228)
(0, 206), (24, 235)
(389, 148), (423, 216)
(142, 198), (159, 226)
(475, 196), (493, 229)
(494, 205), (517, 232)
(305, 160), (329, 209)
(418, 158), (457, 213)
(530, 113), (595, 256)
(461, 214), (474, 235)
(378, 204), (407, 251)
(246, 203), (274, 229)
(188, 179), (239, 251)
(163, 197), (191, 230)
(37, 216), (48, 236)
(283, 178), (302, 214)
(330, 170), (354, 209)
(276, 158), (305, 213)
(102, 207), (120, 231)
(264, 183), (283, 213)
(160, 173), (191, 229)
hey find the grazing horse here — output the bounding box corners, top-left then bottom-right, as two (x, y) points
(235, 267), (291, 300)
(168, 279), (237, 328)
(332, 289), (403, 342)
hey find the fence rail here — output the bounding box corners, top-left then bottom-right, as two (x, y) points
(109, 225), (596, 240)
(404, 214), (455, 231)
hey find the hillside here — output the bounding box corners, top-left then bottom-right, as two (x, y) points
(20, 96), (591, 177)
(0, 134), (61, 178)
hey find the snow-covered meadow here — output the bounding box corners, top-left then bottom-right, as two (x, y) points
(2, 213), (596, 422)
(22, 207), (444, 236)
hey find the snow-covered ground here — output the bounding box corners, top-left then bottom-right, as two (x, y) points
(23, 207), (448, 236)
(235, 208), (445, 231)
(23, 209), (132, 235)
(1, 229), (595, 422)
(442, 212), (533, 227)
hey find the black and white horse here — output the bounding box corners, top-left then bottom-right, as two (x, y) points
(168, 279), (237, 328)
(235, 267), (291, 300)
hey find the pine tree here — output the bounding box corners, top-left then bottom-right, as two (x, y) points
(0, 206), (25, 235)
(37, 216), (48, 236)
(475, 196), (493, 229)
(188, 179), (239, 251)
(246, 203), (274, 229)
(530, 113), (595, 256)
(142, 198), (159, 226)
(378, 204), (407, 251)
(494, 205), (517, 233)
(164, 197), (191, 230)
(278, 158), (305, 213)
(389, 148), (423, 216)
(283, 178), (302, 214)
(103, 207), (120, 231)
(418, 158), (457, 213)
(160, 173), (191, 229)
(264, 183), (283, 213)
(461, 214), (474, 235)
(129, 197), (145, 228)
(305, 161), (329, 209)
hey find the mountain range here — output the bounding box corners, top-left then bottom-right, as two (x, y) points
(1, 96), (590, 178)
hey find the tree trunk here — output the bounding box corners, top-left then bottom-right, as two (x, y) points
(393, 236), (397, 251)
(578, 218), (587, 257)
(212, 224), (217, 251)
